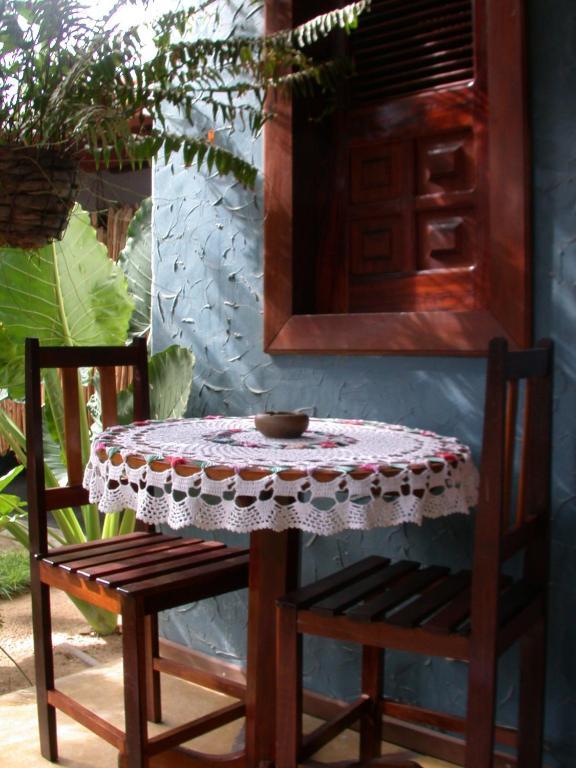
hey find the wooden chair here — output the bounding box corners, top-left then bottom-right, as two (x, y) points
(276, 338), (553, 768)
(26, 337), (250, 768)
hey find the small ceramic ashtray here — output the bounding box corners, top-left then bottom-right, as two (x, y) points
(254, 411), (310, 439)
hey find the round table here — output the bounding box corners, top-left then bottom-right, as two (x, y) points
(83, 416), (478, 534)
(83, 415), (478, 768)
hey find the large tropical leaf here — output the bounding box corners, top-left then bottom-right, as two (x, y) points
(0, 466), (29, 548)
(118, 198), (153, 338)
(0, 325), (21, 393)
(111, 345), (195, 425)
(0, 205), (134, 397)
(149, 345), (195, 420)
(0, 465), (22, 492)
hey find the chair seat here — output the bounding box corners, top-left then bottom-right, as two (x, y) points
(39, 531), (250, 614)
(279, 555), (541, 657)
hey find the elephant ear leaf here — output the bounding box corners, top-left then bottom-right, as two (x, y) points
(118, 198), (153, 338)
(149, 345), (194, 420)
(0, 325), (22, 398)
(116, 345), (195, 424)
(0, 205), (134, 397)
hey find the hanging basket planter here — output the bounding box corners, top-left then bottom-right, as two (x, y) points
(0, 145), (79, 250)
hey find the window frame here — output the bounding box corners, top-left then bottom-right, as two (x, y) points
(263, 0), (531, 355)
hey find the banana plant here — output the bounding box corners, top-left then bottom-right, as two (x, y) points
(0, 205), (194, 634)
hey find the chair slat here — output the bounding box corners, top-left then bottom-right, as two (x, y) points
(386, 571), (471, 628)
(346, 565), (449, 622)
(36, 345), (145, 369)
(98, 366), (118, 428)
(44, 484), (89, 511)
(505, 348), (550, 380)
(421, 586), (472, 634)
(118, 551), (250, 597)
(502, 515), (543, 560)
(278, 555), (388, 610)
(42, 533), (175, 565)
(514, 383), (529, 528)
(60, 536), (192, 572)
(498, 582), (538, 628)
(312, 560), (420, 617)
(61, 367), (84, 486)
(502, 379), (518, 531)
(97, 544), (245, 588)
(44, 531), (152, 559)
(76, 538), (206, 578)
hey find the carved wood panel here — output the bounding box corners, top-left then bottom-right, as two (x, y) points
(418, 211), (475, 270)
(348, 124), (478, 310)
(350, 216), (406, 275)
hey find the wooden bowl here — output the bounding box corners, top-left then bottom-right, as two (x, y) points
(254, 412), (310, 439)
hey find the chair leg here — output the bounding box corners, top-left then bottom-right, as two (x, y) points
(517, 619), (547, 767)
(30, 574), (58, 762)
(360, 645), (383, 762)
(276, 605), (303, 768)
(144, 614), (162, 723)
(464, 650), (498, 768)
(122, 599), (149, 768)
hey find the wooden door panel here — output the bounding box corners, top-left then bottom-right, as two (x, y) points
(417, 130), (475, 194)
(350, 216), (409, 276)
(417, 210), (476, 271)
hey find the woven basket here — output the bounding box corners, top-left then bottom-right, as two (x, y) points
(0, 145), (79, 249)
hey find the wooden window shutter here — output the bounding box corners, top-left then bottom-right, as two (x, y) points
(264, 0), (531, 355)
(350, 0), (474, 105)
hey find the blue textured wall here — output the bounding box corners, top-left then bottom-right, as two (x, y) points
(152, 1), (576, 764)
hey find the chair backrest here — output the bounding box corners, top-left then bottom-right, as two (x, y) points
(25, 337), (150, 557)
(470, 337), (553, 634)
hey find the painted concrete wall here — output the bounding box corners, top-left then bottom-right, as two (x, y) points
(152, 1), (576, 764)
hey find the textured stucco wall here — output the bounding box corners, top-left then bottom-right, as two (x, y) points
(152, 1), (576, 764)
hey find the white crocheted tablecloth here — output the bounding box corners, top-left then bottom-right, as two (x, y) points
(83, 416), (479, 534)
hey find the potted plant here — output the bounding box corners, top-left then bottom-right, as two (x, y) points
(0, 0), (370, 248)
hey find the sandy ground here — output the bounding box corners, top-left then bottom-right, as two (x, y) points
(0, 537), (122, 695)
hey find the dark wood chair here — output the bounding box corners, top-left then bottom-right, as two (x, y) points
(276, 338), (553, 768)
(26, 337), (250, 768)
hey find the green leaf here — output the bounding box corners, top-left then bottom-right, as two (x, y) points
(116, 345), (194, 424)
(0, 404), (27, 466)
(0, 465), (23, 493)
(118, 198), (153, 338)
(43, 367), (67, 460)
(0, 493), (26, 518)
(42, 412), (68, 486)
(0, 325), (22, 397)
(0, 205), (134, 396)
(149, 345), (194, 420)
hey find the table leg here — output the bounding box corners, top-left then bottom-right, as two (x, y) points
(245, 529), (300, 768)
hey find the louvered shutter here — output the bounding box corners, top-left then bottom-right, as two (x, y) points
(351, 0), (474, 104)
